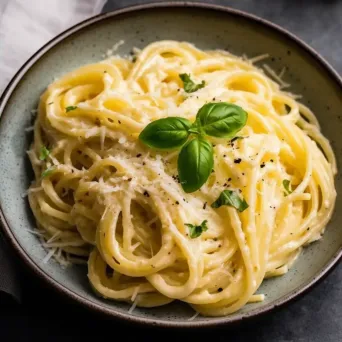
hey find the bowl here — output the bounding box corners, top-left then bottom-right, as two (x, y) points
(0, 2), (341, 328)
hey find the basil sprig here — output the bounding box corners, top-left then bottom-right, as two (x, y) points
(185, 220), (208, 238)
(179, 73), (205, 93)
(211, 190), (249, 212)
(139, 102), (247, 193)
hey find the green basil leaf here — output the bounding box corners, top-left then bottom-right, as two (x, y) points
(179, 73), (206, 93)
(39, 146), (50, 161)
(139, 117), (192, 150)
(65, 106), (77, 112)
(196, 102), (248, 138)
(185, 220), (208, 238)
(178, 137), (214, 193)
(41, 166), (56, 178)
(211, 190), (249, 212)
(283, 179), (292, 196)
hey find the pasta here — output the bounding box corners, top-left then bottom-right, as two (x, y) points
(27, 40), (337, 317)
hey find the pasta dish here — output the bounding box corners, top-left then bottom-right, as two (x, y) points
(26, 41), (336, 317)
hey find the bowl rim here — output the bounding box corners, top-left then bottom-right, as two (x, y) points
(0, 1), (341, 328)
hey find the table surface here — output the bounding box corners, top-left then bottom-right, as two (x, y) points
(1, 1), (342, 341)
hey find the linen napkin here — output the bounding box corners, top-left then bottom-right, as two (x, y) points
(0, 0), (107, 302)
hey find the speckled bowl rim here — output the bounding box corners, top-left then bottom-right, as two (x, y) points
(0, 1), (341, 328)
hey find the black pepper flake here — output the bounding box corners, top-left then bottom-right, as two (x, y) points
(228, 178), (232, 181)
(85, 192), (89, 196)
(143, 191), (150, 197)
(260, 162), (266, 168)
(203, 202), (207, 210)
(307, 227), (310, 231)
(211, 169), (215, 173)
(142, 162), (146, 166)
(234, 158), (242, 164)
(218, 244), (222, 248)
(118, 120), (121, 124)
(95, 118), (101, 126)
(233, 269), (236, 274)
(136, 153), (142, 158)
(175, 201), (179, 205)
(242, 173), (245, 175)
(213, 97), (216, 101)
(71, 169), (74, 173)
(223, 154), (227, 157)
(239, 189), (242, 193)
(127, 178), (132, 182)
(270, 159), (274, 162)
(223, 183), (227, 187)
(218, 288), (223, 293)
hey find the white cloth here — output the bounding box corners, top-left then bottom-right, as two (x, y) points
(0, 0), (107, 95)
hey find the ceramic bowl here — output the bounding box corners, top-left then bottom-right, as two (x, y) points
(0, 2), (341, 328)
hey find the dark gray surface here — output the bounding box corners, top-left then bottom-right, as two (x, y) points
(102, 0), (342, 341)
(0, 1), (340, 341)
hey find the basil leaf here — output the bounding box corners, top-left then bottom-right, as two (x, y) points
(178, 137), (213, 193)
(39, 146), (50, 161)
(185, 220), (208, 238)
(179, 73), (206, 93)
(42, 166), (56, 178)
(211, 190), (249, 212)
(139, 117), (192, 150)
(196, 102), (247, 138)
(65, 106), (77, 112)
(283, 180), (292, 196)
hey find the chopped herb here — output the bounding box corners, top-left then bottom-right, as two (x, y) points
(41, 166), (56, 178)
(185, 220), (208, 239)
(65, 106), (77, 112)
(283, 179), (292, 196)
(39, 146), (50, 161)
(234, 158), (242, 164)
(179, 73), (206, 93)
(211, 190), (249, 212)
